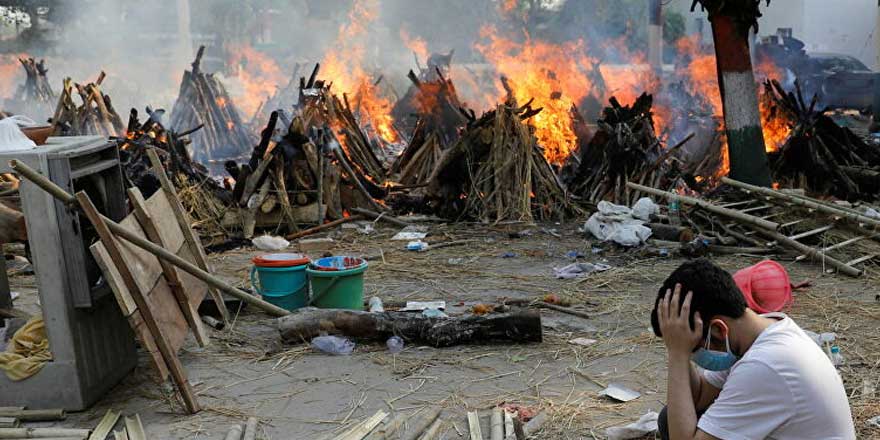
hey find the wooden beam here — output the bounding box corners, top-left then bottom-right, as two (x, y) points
(75, 192), (200, 413)
(128, 187), (209, 347)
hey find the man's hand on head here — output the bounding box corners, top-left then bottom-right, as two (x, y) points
(658, 283), (704, 359)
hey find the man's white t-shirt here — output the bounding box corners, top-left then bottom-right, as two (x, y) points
(699, 313), (856, 440)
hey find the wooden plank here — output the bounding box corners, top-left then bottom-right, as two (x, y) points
(129, 188), (209, 347)
(146, 148), (229, 323)
(141, 190), (186, 252)
(90, 244), (137, 316)
(88, 410), (120, 440)
(129, 312), (170, 381)
(846, 253), (878, 266)
(124, 415), (147, 440)
(75, 191), (200, 413)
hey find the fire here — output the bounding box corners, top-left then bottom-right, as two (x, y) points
(400, 29), (428, 63)
(759, 96), (791, 153)
(321, 0), (399, 144)
(476, 25), (596, 165)
(0, 54), (25, 99)
(226, 44), (286, 118)
(676, 36), (723, 116)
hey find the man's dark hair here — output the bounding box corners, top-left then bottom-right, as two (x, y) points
(650, 258), (747, 339)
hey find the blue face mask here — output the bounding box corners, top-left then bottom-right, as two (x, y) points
(691, 324), (739, 371)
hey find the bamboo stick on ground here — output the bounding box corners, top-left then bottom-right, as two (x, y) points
(350, 208), (411, 228)
(222, 425), (242, 440)
(9, 159), (290, 317)
(467, 412), (483, 440)
(0, 428), (90, 438)
(626, 182), (780, 231)
(490, 409), (503, 440)
(88, 410), (120, 440)
(286, 215), (363, 240)
(0, 409), (65, 422)
(751, 227), (862, 277)
(123, 416), (146, 440)
(400, 409), (441, 440)
(722, 177), (880, 229)
(242, 418), (257, 440)
(418, 418), (444, 440)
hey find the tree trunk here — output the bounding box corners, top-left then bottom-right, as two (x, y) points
(278, 308), (543, 347)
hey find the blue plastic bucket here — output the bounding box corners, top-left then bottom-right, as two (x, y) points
(250, 264), (309, 311)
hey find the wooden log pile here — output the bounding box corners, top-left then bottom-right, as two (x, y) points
(116, 109), (233, 241)
(169, 46), (256, 167)
(424, 98), (572, 222)
(763, 79), (880, 200)
(391, 66), (468, 186)
(249, 63), (303, 128)
(566, 93), (684, 206)
(2, 57), (55, 120)
(50, 71), (125, 137)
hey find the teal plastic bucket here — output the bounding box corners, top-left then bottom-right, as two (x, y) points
(250, 264), (309, 311)
(307, 260), (368, 310)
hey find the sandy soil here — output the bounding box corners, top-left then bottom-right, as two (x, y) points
(5, 221), (880, 439)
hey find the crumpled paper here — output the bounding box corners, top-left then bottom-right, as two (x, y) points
(605, 411), (659, 440)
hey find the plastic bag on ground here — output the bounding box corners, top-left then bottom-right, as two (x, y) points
(584, 200), (653, 247)
(311, 335), (355, 355)
(605, 411), (659, 440)
(252, 235), (290, 251)
(631, 197), (659, 221)
(554, 262), (611, 279)
(0, 116), (38, 152)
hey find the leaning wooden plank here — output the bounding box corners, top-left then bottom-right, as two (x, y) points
(722, 177), (880, 228)
(123, 415), (146, 440)
(0, 409), (65, 422)
(278, 308), (542, 347)
(0, 427), (90, 438)
(129, 188), (209, 347)
(76, 192), (200, 414)
(467, 412), (483, 440)
(625, 182), (780, 231)
(146, 149), (229, 324)
(9, 159), (290, 318)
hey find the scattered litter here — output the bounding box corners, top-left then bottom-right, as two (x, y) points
(386, 336), (404, 354)
(498, 404), (537, 421)
(605, 411), (659, 440)
(358, 223), (375, 234)
(311, 335), (355, 355)
(554, 262), (612, 279)
(394, 231), (428, 241)
(251, 235), (290, 251)
(863, 207), (880, 220)
(500, 252), (517, 258)
(406, 240), (429, 251)
(867, 415), (880, 429)
(422, 309), (448, 318)
(568, 338), (598, 347)
(541, 228), (561, 238)
(599, 383), (641, 402)
(401, 301), (446, 311)
(591, 247), (603, 254)
(369, 297), (384, 313)
(472, 304), (494, 315)
(509, 229), (534, 238)
(631, 197), (659, 221)
(447, 257), (479, 266)
(584, 201), (653, 246)
(9, 292), (18, 302)
(566, 250), (585, 259)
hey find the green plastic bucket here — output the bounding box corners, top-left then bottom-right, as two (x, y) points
(250, 264), (309, 311)
(307, 261), (368, 310)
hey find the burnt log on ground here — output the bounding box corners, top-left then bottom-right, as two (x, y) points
(170, 46), (256, 167)
(764, 79), (880, 201)
(278, 307), (542, 347)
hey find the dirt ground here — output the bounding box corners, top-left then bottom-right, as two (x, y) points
(6, 221), (880, 439)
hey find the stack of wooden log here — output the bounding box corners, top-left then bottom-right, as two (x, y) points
(566, 93), (689, 206)
(117, 109), (233, 241)
(3, 57), (55, 120)
(51, 72), (125, 137)
(169, 46), (256, 167)
(763, 80), (880, 200)
(391, 67), (468, 186)
(424, 98), (572, 222)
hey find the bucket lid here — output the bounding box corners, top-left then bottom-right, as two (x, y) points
(252, 253), (310, 267)
(311, 256), (366, 272)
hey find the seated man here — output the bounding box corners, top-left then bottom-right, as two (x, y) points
(651, 259), (855, 440)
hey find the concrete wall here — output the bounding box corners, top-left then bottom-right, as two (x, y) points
(666, 0), (878, 69)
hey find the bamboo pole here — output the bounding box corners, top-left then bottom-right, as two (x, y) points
(286, 215), (363, 240)
(625, 182), (779, 231)
(751, 227), (862, 277)
(222, 425), (242, 440)
(350, 208), (411, 228)
(8, 160), (291, 317)
(490, 409), (503, 440)
(722, 177), (880, 229)
(0, 409), (65, 422)
(0, 428), (90, 438)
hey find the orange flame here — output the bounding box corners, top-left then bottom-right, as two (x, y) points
(400, 29), (429, 63)
(0, 54), (26, 99)
(476, 25), (596, 165)
(320, 0), (399, 144)
(226, 44), (285, 118)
